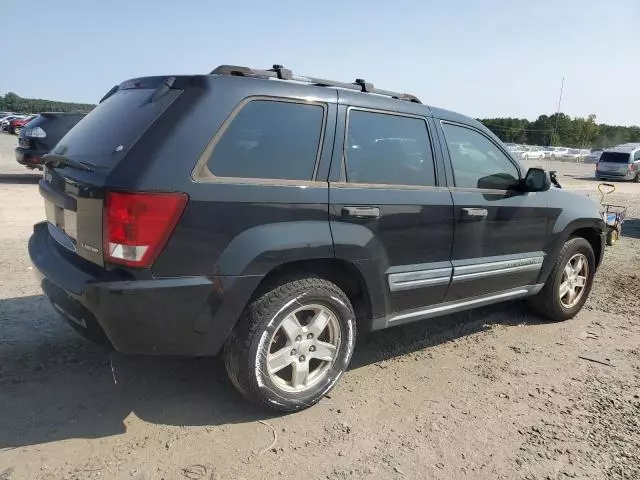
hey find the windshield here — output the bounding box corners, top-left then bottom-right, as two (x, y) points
(53, 87), (181, 168)
(599, 152), (631, 163)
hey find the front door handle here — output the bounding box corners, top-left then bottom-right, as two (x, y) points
(342, 206), (381, 219)
(461, 207), (488, 220)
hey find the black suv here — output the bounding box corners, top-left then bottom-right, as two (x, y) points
(29, 65), (606, 411)
(16, 112), (87, 169)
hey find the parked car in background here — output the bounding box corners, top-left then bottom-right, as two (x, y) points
(15, 112), (87, 169)
(563, 149), (584, 161)
(29, 64), (606, 411)
(542, 147), (555, 158)
(522, 147), (545, 160)
(551, 147), (570, 158)
(586, 148), (603, 163)
(595, 144), (640, 181)
(0, 114), (24, 131)
(506, 144), (526, 160)
(8, 114), (37, 135)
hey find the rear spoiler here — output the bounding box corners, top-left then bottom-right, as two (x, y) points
(99, 76), (178, 104)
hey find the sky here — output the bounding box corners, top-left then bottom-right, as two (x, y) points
(1, 0), (638, 126)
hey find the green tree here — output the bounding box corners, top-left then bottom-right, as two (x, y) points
(0, 92), (94, 114)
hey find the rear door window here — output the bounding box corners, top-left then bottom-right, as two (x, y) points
(205, 100), (325, 181)
(344, 110), (436, 186)
(599, 152), (631, 163)
(54, 87), (181, 168)
(634, 151), (640, 161)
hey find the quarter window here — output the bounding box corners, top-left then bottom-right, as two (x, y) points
(634, 151), (640, 161)
(442, 123), (520, 190)
(344, 110), (436, 186)
(207, 100), (324, 181)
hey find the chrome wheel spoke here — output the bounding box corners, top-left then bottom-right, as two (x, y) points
(564, 264), (573, 279)
(280, 314), (302, 342)
(268, 347), (294, 374)
(559, 281), (570, 298)
(311, 341), (337, 362)
(567, 286), (577, 304)
(291, 361), (309, 388)
(575, 275), (586, 287)
(573, 257), (584, 275)
(308, 309), (331, 337)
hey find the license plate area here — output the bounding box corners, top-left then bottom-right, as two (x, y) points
(45, 199), (78, 241)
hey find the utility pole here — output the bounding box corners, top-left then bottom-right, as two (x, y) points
(551, 77), (565, 146)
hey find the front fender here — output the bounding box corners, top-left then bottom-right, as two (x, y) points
(538, 190), (606, 283)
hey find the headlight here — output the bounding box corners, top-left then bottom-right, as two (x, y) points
(23, 127), (46, 138)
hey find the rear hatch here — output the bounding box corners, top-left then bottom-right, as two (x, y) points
(597, 151), (631, 175)
(41, 77), (184, 267)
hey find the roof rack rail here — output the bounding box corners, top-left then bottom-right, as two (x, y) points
(210, 64), (422, 104)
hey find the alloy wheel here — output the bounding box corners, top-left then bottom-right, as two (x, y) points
(559, 253), (589, 308)
(266, 304), (341, 393)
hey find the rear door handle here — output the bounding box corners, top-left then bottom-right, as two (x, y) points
(342, 206), (381, 219)
(461, 207), (488, 220)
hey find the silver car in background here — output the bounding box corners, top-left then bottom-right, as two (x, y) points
(595, 144), (640, 181)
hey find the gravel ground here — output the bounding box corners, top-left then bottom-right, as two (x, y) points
(1, 133), (639, 480)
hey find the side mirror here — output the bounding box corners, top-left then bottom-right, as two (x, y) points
(523, 167), (551, 192)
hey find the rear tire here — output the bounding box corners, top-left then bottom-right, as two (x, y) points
(224, 276), (356, 412)
(529, 237), (596, 321)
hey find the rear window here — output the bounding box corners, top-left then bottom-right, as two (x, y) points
(53, 87), (181, 168)
(205, 100), (325, 181)
(599, 152), (631, 163)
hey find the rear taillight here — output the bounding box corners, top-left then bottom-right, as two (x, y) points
(23, 126), (46, 138)
(629, 164), (634, 172)
(104, 191), (188, 267)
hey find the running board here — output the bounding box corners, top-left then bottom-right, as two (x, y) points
(371, 284), (544, 330)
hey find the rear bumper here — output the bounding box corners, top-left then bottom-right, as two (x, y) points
(15, 146), (44, 168)
(28, 221), (262, 356)
(595, 171), (635, 180)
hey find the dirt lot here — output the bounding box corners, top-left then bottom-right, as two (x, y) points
(1, 132), (639, 480)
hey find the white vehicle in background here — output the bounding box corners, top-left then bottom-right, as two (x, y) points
(506, 144), (526, 160)
(551, 147), (570, 158)
(565, 149), (584, 160)
(521, 146), (545, 160)
(541, 147), (555, 158)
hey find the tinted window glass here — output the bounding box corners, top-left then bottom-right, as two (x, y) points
(599, 152), (631, 163)
(55, 88), (181, 168)
(345, 110), (435, 186)
(208, 100), (324, 181)
(634, 151), (640, 161)
(442, 123), (520, 189)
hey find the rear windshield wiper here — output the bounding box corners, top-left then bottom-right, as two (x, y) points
(42, 153), (94, 172)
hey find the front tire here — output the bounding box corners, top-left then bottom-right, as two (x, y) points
(529, 237), (596, 321)
(224, 276), (356, 412)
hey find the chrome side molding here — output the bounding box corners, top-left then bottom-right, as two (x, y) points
(386, 284), (544, 327)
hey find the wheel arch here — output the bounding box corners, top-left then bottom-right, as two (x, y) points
(250, 258), (384, 332)
(539, 219), (605, 285)
(569, 226), (603, 268)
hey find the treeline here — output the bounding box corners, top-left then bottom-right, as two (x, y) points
(0, 92), (95, 114)
(480, 113), (640, 149)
